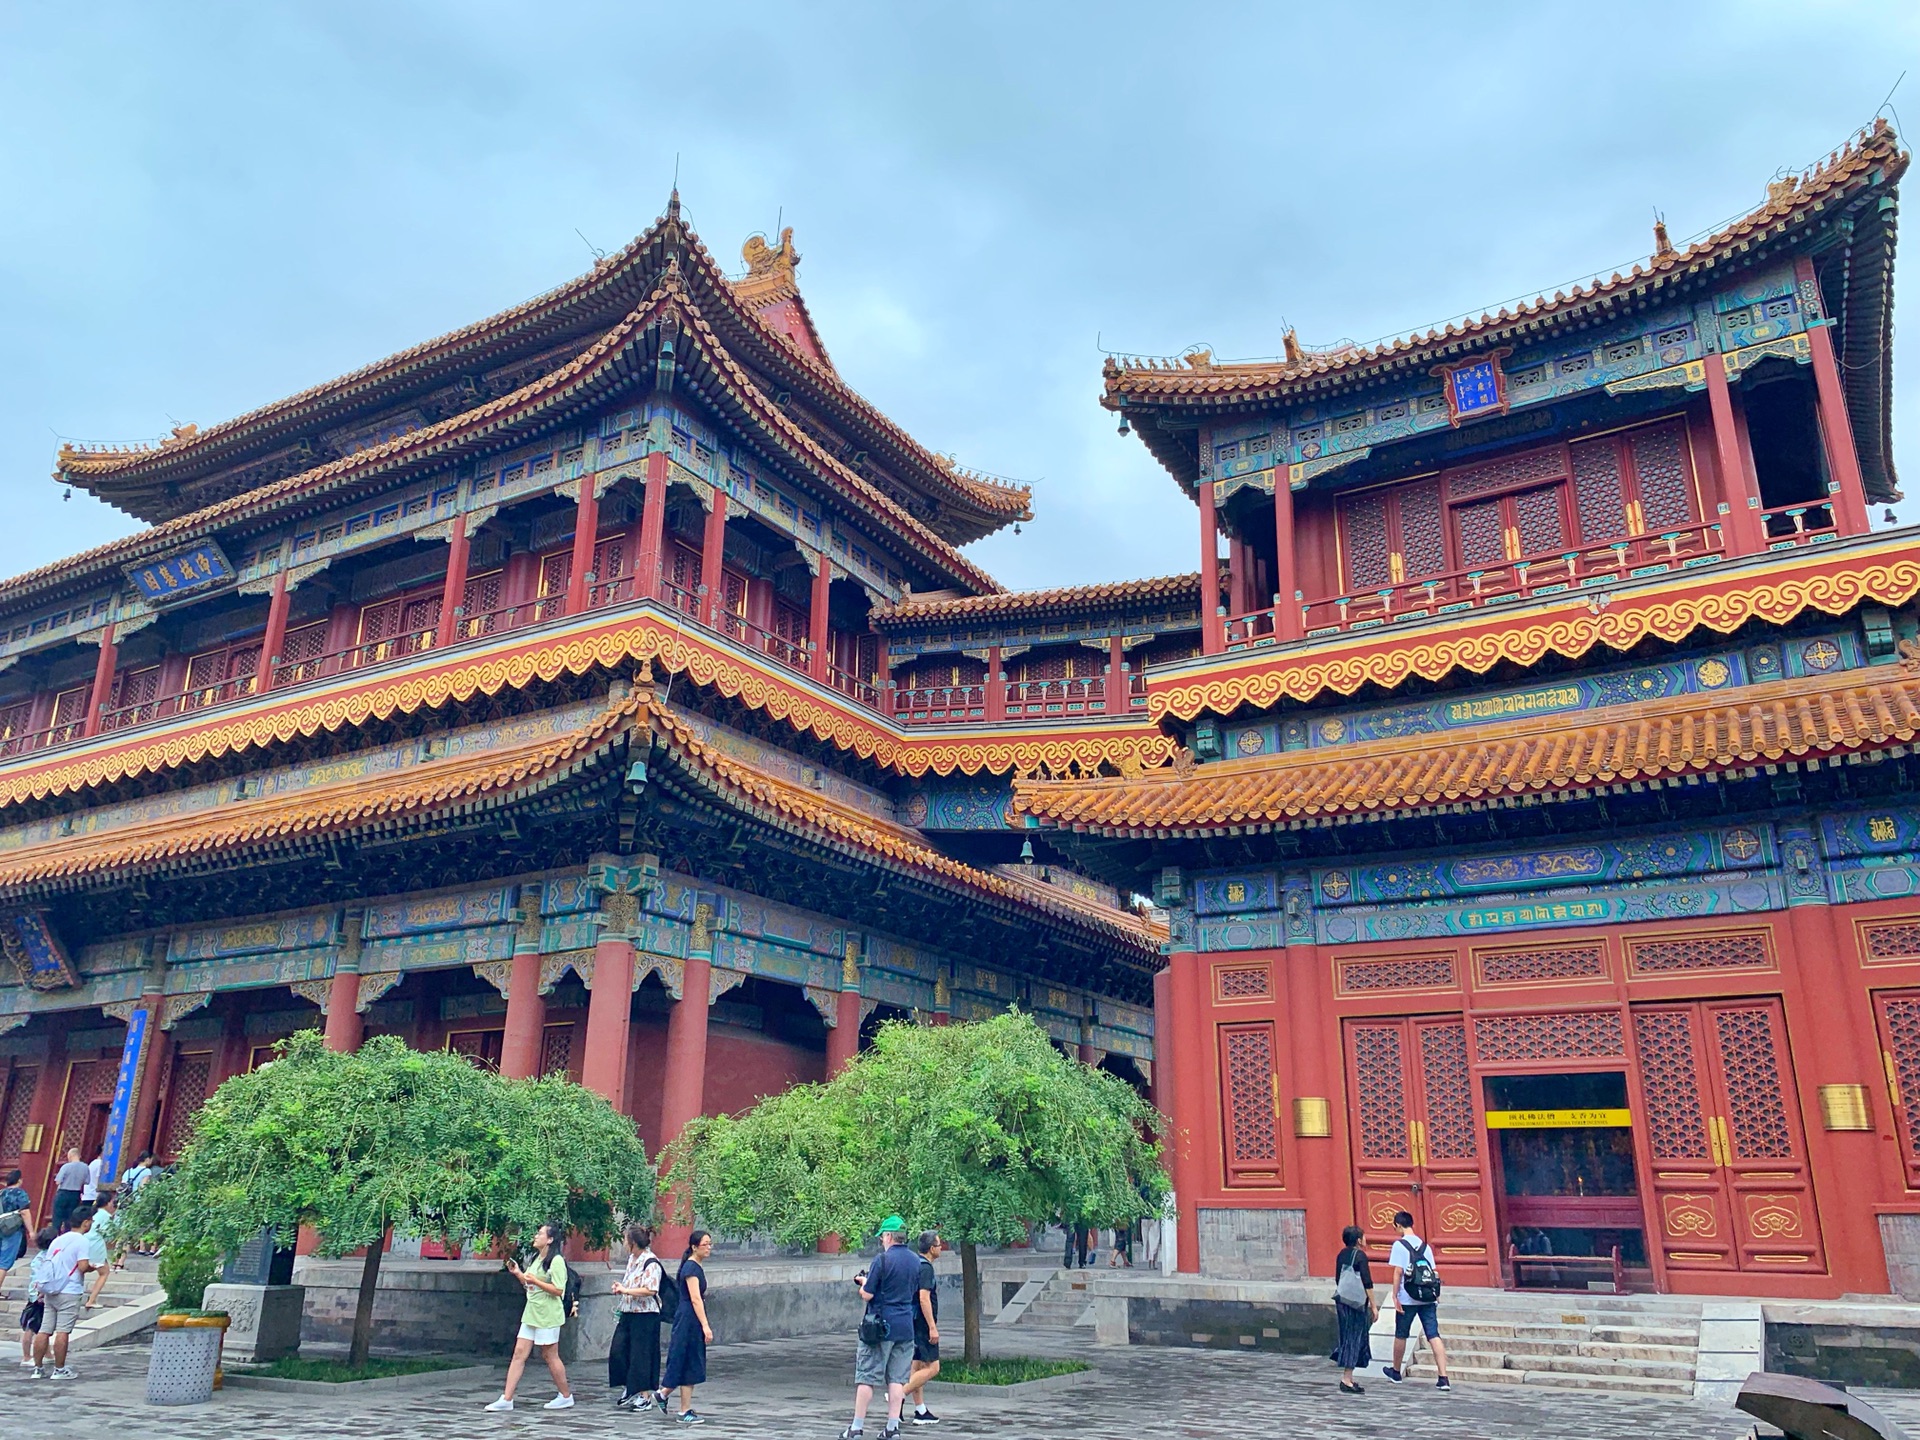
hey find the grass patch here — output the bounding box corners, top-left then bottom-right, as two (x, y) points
(237, 1356), (473, 1383)
(935, 1358), (1089, 1386)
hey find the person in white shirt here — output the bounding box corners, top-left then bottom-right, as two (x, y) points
(1381, 1210), (1451, 1391)
(80, 1155), (101, 1204)
(31, 1207), (98, 1379)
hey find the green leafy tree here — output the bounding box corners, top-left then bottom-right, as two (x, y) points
(122, 1031), (656, 1367)
(666, 1011), (1166, 1364)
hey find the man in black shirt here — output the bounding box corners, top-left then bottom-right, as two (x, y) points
(905, 1232), (943, 1425)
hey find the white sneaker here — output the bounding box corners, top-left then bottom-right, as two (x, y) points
(544, 1394), (575, 1410)
(27, 1366), (43, 1379)
(50, 1367), (75, 1380)
(484, 1397), (514, 1412)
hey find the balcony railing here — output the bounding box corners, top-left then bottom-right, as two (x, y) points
(1006, 677), (1107, 719)
(893, 684), (987, 724)
(1229, 520), (1728, 646)
(1762, 501), (1838, 548)
(890, 674), (1143, 726)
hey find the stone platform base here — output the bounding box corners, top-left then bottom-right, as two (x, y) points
(202, 1283), (305, 1363)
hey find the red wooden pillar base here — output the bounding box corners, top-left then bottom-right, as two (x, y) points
(323, 973), (363, 1053)
(500, 952), (546, 1081)
(656, 954), (712, 1258)
(581, 939), (634, 1104)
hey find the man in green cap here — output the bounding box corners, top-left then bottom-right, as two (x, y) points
(841, 1215), (919, 1440)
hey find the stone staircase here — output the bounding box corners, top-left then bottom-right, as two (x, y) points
(1, 1253), (167, 1352)
(998, 1269), (1096, 1330)
(1369, 1290), (1708, 1397)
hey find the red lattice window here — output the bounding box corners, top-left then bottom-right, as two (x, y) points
(1454, 496), (1506, 566)
(1341, 489), (1391, 589)
(1215, 965), (1271, 1001)
(1626, 421), (1696, 530)
(1875, 993), (1920, 1183)
(541, 1024), (574, 1079)
(1633, 1008), (1711, 1160)
(279, 621), (329, 668)
(0, 1065), (39, 1159)
(1473, 1009), (1624, 1063)
(1218, 1022), (1279, 1184)
(103, 665), (161, 728)
(1446, 444), (1568, 500)
(50, 684), (89, 739)
(1419, 1022), (1476, 1161)
(1714, 1006), (1793, 1160)
(1571, 437), (1629, 543)
(460, 571), (504, 637)
(448, 1029), (504, 1070)
(1862, 921), (1920, 963)
(54, 1059), (116, 1161)
(1337, 954), (1456, 994)
(1513, 486), (1568, 555)
(1628, 930), (1772, 976)
(1475, 943), (1606, 987)
(592, 536), (626, 585)
(538, 550), (572, 600)
(0, 698), (31, 745)
(1350, 1023), (1410, 1160)
(1398, 479), (1446, 579)
(159, 1051), (214, 1159)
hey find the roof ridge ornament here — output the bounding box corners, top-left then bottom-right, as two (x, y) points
(741, 226), (799, 288)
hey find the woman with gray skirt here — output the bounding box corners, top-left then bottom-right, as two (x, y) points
(1331, 1225), (1379, 1394)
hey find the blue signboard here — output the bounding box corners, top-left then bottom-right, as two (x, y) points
(1450, 360), (1503, 416)
(124, 542), (234, 604)
(98, 1006), (149, 1183)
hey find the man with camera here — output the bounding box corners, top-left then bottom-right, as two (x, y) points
(841, 1216), (920, 1440)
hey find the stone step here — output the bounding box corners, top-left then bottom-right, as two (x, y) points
(1431, 1363), (1696, 1397)
(1432, 1319), (1698, 1345)
(1451, 1337), (1699, 1363)
(1435, 1344), (1695, 1381)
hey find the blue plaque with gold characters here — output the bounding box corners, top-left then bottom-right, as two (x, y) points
(124, 541), (235, 605)
(1430, 347), (1512, 426)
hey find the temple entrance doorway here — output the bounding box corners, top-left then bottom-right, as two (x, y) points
(1485, 1070), (1648, 1291)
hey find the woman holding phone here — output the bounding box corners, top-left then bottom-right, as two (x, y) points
(485, 1221), (574, 1412)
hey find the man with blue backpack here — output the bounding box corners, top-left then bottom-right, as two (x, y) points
(1381, 1210), (1451, 1391)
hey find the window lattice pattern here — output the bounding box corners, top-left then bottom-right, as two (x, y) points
(1221, 1025), (1278, 1166)
(1455, 498), (1506, 566)
(1399, 480), (1447, 580)
(1571, 439), (1628, 542)
(1628, 422), (1695, 529)
(1448, 445), (1567, 500)
(1715, 1007), (1794, 1160)
(1882, 997), (1920, 1120)
(461, 572), (504, 635)
(1629, 931), (1771, 975)
(160, 1052), (214, 1158)
(540, 1025), (574, 1079)
(1634, 1009), (1711, 1160)
(1338, 955), (1456, 993)
(55, 1060), (115, 1160)
(1864, 922), (1920, 962)
(1514, 486), (1567, 556)
(280, 622), (328, 665)
(1477, 943), (1606, 985)
(1473, 1009), (1624, 1062)
(1419, 1022), (1476, 1160)
(1217, 966), (1271, 1000)
(0, 1065), (38, 1159)
(1343, 491), (1392, 589)
(1351, 1024), (1410, 1160)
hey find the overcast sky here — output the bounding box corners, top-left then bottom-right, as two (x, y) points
(3, 2), (1915, 592)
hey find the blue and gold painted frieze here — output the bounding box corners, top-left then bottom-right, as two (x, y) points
(363, 884), (518, 939)
(902, 779), (1014, 831)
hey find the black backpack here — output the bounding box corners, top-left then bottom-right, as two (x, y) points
(656, 1262), (681, 1323)
(542, 1254), (583, 1322)
(1401, 1239), (1443, 1304)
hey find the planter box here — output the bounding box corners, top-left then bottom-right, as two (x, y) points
(146, 1315), (230, 1406)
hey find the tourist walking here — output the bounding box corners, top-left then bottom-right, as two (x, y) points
(1382, 1210), (1450, 1391)
(48, 1150), (87, 1231)
(661, 1228), (714, 1423)
(903, 1230), (942, 1426)
(80, 1152), (101, 1204)
(485, 1221), (574, 1412)
(32, 1204), (99, 1379)
(609, 1222), (664, 1409)
(840, 1215), (920, 1440)
(0, 1168), (32, 1289)
(83, 1190), (119, 1309)
(18, 1225), (52, 1369)
(1331, 1224), (1379, 1394)
(118, 1152), (155, 1196)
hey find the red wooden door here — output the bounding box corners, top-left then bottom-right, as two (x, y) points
(1342, 1016), (1493, 1279)
(1629, 999), (1824, 1276)
(1873, 989), (1920, 1186)
(1216, 1021), (1281, 1187)
(1451, 486), (1568, 567)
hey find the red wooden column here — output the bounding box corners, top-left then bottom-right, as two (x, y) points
(697, 492), (729, 628)
(323, 914), (365, 1054)
(1164, 947), (1209, 1273)
(80, 623), (118, 737)
(985, 645), (1007, 722)
(581, 938), (634, 1103)
(259, 572), (292, 688)
(657, 907), (715, 1257)
(1103, 635), (1126, 715)
(1795, 260), (1873, 536)
(1151, 965), (1174, 1119)
(1273, 479), (1303, 641)
(564, 482), (600, 618)
(433, 515), (471, 649)
(635, 452), (670, 600)
(1704, 356), (1763, 557)
(826, 940), (862, 1075)
(1198, 480), (1225, 655)
(807, 556), (833, 684)
(499, 952), (547, 1080)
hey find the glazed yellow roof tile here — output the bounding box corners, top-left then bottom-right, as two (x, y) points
(1014, 667), (1920, 835)
(874, 570), (1204, 628)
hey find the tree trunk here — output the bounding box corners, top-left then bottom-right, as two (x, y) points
(960, 1240), (982, 1368)
(348, 1228), (388, 1370)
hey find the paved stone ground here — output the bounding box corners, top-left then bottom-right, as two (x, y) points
(6, 1326), (1855, 1440)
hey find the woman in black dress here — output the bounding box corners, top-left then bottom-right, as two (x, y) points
(1332, 1224), (1379, 1394)
(661, 1229), (714, 1423)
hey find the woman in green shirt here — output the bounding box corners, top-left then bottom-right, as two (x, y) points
(485, 1222), (574, 1412)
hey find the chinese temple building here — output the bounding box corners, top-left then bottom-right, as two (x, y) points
(2, 120), (1916, 1303)
(1017, 120), (1920, 1298)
